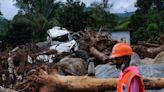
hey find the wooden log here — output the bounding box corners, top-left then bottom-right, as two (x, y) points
(60, 76), (164, 90)
(89, 47), (111, 63)
(132, 45), (164, 58)
(143, 78), (164, 89)
(147, 45), (164, 54)
(137, 41), (161, 47)
(38, 75), (164, 91)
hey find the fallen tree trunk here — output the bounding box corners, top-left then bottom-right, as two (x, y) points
(132, 45), (164, 58)
(137, 41), (161, 47)
(56, 76), (164, 90)
(31, 75), (164, 92)
(143, 78), (164, 89)
(147, 45), (164, 54)
(89, 47), (111, 63)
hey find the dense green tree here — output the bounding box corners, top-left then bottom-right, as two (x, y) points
(13, 0), (61, 43)
(133, 23), (159, 43)
(128, 11), (146, 30)
(4, 15), (33, 44)
(145, 10), (160, 25)
(1, 0), (118, 45)
(129, 0), (164, 43)
(89, 0), (117, 30)
(136, 0), (164, 13)
(133, 27), (147, 42)
(14, 0), (60, 20)
(0, 17), (9, 40)
(26, 13), (48, 41)
(146, 23), (159, 41)
(136, 0), (152, 13)
(3, 13), (59, 44)
(57, 0), (90, 31)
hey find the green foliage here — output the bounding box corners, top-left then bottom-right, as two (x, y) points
(146, 23), (159, 31)
(136, 0), (164, 13)
(133, 23), (159, 43)
(145, 10), (160, 25)
(128, 11), (146, 30)
(57, 0), (90, 31)
(146, 23), (159, 40)
(160, 10), (164, 21)
(115, 20), (130, 30)
(89, 0), (117, 30)
(14, 0), (60, 19)
(6, 0), (117, 45)
(0, 17), (9, 31)
(159, 21), (164, 33)
(129, 0), (164, 43)
(136, 0), (152, 13)
(133, 27), (147, 42)
(4, 16), (33, 44)
(0, 17), (9, 40)
(26, 13), (48, 41)
(3, 13), (59, 44)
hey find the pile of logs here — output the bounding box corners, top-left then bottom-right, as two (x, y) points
(132, 41), (164, 59)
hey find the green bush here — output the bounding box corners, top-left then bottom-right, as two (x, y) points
(146, 23), (158, 31)
(146, 23), (159, 40)
(134, 27), (147, 42)
(4, 16), (33, 45)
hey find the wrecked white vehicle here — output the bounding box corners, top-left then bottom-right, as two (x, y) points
(47, 27), (78, 53)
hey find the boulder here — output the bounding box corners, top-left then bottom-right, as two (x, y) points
(141, 58), (154, 65)
(154, 51), (164, 64)
(130, 52), (142, 66)
(130, 52), (154, 65)
(95, 64), (118, 78)
(0, 86), (17, 92)
(96, 64), (164, 78)
(139, 64), (164, 77)
(58, 57), (87, 76)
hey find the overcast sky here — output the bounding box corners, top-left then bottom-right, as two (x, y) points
(0, 0), (137, 20)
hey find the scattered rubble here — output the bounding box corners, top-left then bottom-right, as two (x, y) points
(0, 30), (164, 92)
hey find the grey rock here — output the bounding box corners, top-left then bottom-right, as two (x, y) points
(154, 51), (164, 64)
(95, 64), (118, 78)
(139, 64), (164, 77)
(58, 57), (87, 76)
(0, 86), (17, 92)
(96, 64), (164, 78)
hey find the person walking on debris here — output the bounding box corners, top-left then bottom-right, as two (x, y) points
(110, 42), (145, 92)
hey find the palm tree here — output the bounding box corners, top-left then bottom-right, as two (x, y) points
(35, 0), (61, 20)
(90, 0), (116, 29)
(14, 0), (60, 20)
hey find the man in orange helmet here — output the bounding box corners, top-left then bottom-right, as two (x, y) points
(110, 42), (145, 92)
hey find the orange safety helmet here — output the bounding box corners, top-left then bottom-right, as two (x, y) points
(110, 42), (133, 58)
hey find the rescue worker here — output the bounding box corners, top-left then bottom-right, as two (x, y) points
(110, 42), (145, 92)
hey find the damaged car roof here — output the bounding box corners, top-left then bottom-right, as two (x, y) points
(47, 27), (70, 38)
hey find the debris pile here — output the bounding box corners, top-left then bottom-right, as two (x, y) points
(0, 30), (117, 92)
(0, 30), (163, 92)
(132, 36), (164, 59)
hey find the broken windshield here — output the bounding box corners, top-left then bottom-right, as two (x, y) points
(52, 34), (69, 42)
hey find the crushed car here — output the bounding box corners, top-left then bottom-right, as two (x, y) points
(47, 27), (78, 53)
